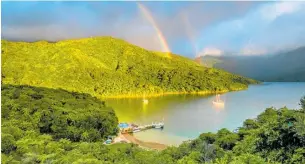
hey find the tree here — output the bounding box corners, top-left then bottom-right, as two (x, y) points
(300, 96), (305, 110)
(1, 134), (16, 154)
(230, 154), (266, 164)
(216, 129), (239, 150)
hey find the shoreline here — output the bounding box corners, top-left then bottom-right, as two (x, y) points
(99, 88), (247, 99)
(122, 133), (168, 151)
(3, 83), (259, 100)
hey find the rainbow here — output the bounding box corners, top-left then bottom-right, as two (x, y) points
(137, 3), (171, 53)
(181, 13), (198, 57)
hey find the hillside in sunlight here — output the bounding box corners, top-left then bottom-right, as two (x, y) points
(198, 46), (305, 82)
(2, 37), (258, 98)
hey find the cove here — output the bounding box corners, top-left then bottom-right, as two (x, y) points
(106, 82), (305, 145)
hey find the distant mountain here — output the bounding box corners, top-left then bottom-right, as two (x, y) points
(1, 37), (257, 98)
(197, 46), (305, 82)
(195, 55), (223, 67)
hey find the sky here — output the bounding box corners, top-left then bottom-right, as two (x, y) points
(2, 1), (305, 58)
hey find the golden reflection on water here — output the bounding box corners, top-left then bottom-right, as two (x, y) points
(105, 95), (205, 123)
(141, 101), (148, 119)
(213, 103), (225, 111)
(142, 102), (147, 110)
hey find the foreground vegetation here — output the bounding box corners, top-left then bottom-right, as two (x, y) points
(2, 37), (257, 98)
(1, 84), (119, 162)
(2, 85), (305, 163)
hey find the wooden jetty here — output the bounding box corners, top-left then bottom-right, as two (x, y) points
(118, 121), (164, 134)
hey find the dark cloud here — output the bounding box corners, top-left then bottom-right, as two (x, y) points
(4, 1), (299, 57)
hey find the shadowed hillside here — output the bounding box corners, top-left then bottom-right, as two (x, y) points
(198, 46), (305, 82)
(2, 37), (257, 98)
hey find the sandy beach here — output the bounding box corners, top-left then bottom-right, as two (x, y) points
(121, 133), (168, 150)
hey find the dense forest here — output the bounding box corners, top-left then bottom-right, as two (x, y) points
(197, 46), (305, 82)
(2, 84), (305, 163)
(1, 37), (257, 98)
(1, 84), (119, 163)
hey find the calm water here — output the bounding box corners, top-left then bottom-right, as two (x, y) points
(106, 82), (305, 145)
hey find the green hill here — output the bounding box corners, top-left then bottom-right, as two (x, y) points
(198, 46), (305, 82)
(2, 37), (257, 98)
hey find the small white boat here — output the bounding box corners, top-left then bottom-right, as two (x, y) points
(143, 99), (148, 104)
(133, 127), (141, 133)
(213, 94), (224, 107)
(154, 122), (164, 129)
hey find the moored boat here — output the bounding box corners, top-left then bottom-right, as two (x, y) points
(133, 127), (141, 133)
(213, 94), (224, 107)
(143, 99), (149, 104)
(154, 122), (164, 129)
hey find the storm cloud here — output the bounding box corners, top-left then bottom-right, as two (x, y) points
(2, 1), (305, 57)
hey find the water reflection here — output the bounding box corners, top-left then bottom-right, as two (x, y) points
(105, 94), (206, 123)
(212, 94), (225, 111)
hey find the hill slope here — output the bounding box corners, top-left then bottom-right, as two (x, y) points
(1, 84), (118, 145)
(2, 37), (257, 98)
(198, 46), (305, 82)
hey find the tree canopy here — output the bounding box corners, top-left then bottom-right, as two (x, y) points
(2, 84), (304, 164)
(2, 37), (258, 98)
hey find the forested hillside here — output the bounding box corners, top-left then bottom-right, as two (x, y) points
(198, 46), (305, 82)
(1, 84), (118, 154)
(2, 85), (305, 163)
(2, 37), (257, 98)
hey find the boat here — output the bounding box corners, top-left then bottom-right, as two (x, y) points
(154, 122), (164, 129)
(104, 138), (112, 144)
(143, 99), (148, 104)
(133, 127), (141, 133)
(213, 94), (224, 106)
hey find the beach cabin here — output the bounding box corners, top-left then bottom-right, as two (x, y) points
(118, 123), (133, 133)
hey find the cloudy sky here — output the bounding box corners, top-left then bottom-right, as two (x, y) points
(2, 1), (305, 57)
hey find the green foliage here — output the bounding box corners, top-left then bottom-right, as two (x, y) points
(1, 37), (257, 98)
(199, 132), (217, 144)
(2, 85), (304, 163)
(215, 129), (239, 150)
(230, 153), (266, 164)
(300, 96), (305, 110)
(176, 105), (305, 164)
(1, 84), (118, 152)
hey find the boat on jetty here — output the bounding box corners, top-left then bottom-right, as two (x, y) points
(119, 121), (165, 133)
(133, 127), (141, 133)
(154, 122), (164, 129)
(152, 122), (164, 129)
